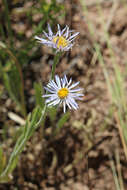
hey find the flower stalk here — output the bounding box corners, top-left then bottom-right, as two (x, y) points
(51, 52), (61, 80)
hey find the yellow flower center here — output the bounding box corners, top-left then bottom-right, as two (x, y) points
(58, 88), (69, 99)
(53, 36), (68, 48)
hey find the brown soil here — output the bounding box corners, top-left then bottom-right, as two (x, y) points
(0, 0), (127, 189)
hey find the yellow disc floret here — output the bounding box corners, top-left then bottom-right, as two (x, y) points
(53, 36), (68, 48)
(58, 88), (69, 99)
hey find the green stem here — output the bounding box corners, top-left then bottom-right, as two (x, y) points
(51, 52), (61, 80)
(50, 52), (61, 136)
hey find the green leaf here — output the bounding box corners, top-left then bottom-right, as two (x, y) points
(8, 156), (19, 174)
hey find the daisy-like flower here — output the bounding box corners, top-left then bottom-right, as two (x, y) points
(35, 24), (79, 52)
(42, 75), (84, 113)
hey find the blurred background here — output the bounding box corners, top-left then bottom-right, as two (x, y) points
(0, 0), (127, 189)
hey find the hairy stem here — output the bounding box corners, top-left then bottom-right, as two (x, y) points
(51, 52), (61, 80)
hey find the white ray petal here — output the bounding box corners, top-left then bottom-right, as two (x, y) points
(63, 101), (66, 113)
(34, 36), (49, 43)
(66, 99), (72, 109)
(61, 78), (66, 88)
(55, 75), (61, 88)
(68, 32), (79, 40)
(46, 96), (58, 103)
(57, 24), (61, 36)
(65, 26), (69, 38)
(44, 87), (56, 93)
(48, 23), (53, 36)
(63, 75), (68, 84)
(68, 97), (79, 109)
(74, 97), (83, 100)
(63, 44), (73, 51)
(43, 31), (49, 38)
(49, 80), (59, 90)
(61, 25), (67, 35)
(66, 78), (72, 87)
(69, 88), (83, 93)
(42, 94), (54, 98)
(48, 99), (60, 106)
(71, 93), (84, 97)
(68, 82), (80, 89)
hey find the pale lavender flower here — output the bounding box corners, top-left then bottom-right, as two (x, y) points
(35, 24), (79, 52)
(42, 75), (84, 113)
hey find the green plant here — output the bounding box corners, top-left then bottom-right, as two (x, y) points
(0, 0), (64, 117)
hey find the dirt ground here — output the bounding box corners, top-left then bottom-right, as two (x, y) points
(1, 0), (127, 189)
